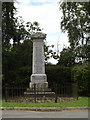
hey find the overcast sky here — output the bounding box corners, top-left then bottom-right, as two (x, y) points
(15, 0), (69, 64)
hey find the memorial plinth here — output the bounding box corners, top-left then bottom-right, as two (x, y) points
(24, 32), (55, 97)
(29, 32), (48, 89)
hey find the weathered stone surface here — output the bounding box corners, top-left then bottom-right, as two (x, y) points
(30, 32), (48, 89)
(31, 32), (46, 39)
(32, 41), (45, 74)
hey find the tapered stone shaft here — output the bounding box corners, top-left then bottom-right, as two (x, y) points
(30, 32), (48, 89)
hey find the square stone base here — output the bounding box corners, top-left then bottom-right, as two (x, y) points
(30, 74), (48, 89)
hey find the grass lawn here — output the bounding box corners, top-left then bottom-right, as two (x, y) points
(2, 97), (88, 107)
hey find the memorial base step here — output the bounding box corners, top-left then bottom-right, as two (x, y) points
(24, 88), (55, 97)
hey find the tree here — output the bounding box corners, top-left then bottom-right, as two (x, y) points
(2, 2), (42, 87)
(58, 47), (75, 67)
(72, 62), (89, 96)
(2, 2), (42, 47)
(46, 65), (71, 89)
(2, 40), (33, 87)
(44, 44), (58, 64)
(2, 2), (16, 49)
(59, 2), (90, 62)
(13, 18), (42, 46)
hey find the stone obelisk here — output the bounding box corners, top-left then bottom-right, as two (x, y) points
(29, 32), (48, 89)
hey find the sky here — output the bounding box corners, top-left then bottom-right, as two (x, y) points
(15, 0), (69, 64)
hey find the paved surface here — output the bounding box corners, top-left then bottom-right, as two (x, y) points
(1, 107), (88, 111)
(2, 110), (88, 118)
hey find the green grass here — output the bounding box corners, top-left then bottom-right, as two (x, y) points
(2, 97), (88, 107)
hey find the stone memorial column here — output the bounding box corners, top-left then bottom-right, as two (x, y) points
(29, 32), (48, 89)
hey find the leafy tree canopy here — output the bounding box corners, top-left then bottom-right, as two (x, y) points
(58, 47), (75, 67)
(59, 1), (90, 64)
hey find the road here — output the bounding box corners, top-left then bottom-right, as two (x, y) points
(2, 110), (88, 118)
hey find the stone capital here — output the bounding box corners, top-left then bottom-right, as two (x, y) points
(31, 32), (47, 40)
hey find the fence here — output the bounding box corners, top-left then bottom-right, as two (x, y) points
(3, 83), (78, 103)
